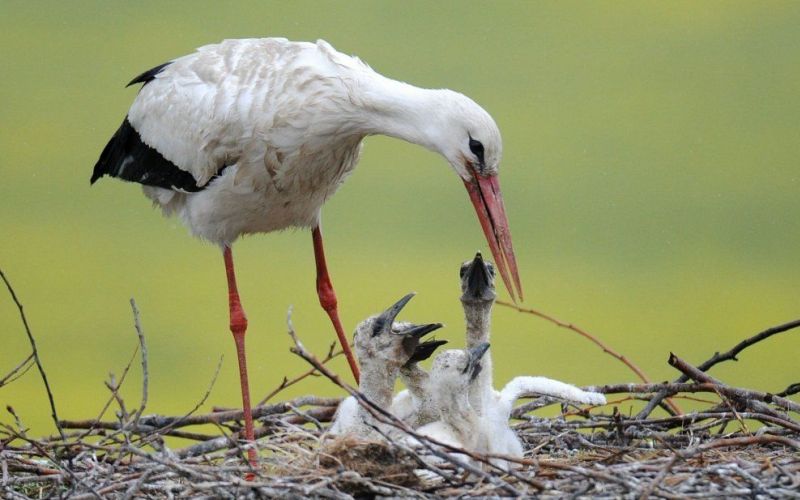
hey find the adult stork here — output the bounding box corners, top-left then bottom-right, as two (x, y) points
(90, 38), (522, 463)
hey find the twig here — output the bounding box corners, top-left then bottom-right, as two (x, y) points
(682, 434), (800, 455)
(0, 354), (34, 388)
(1, 423), (102, 499)
(1, 268), (66, 441)
(121, 469), (153, 500)
(776, 383), (800, 398)
(496, 299), (682, 415)
(668, 353), (800, 415)
(76, 343), (140, 443)
(640, 453), (679, 500)
(129, 299), (148, 429)
(62, 395), (338, 435)
(640, 318), (800, 419)
(146, 354), (224, 438)
(496, 300), (651, 384)
(694, 318), (800, 374)
(257, 342), (343, 406)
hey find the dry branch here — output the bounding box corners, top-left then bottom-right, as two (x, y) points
(1, 268), (66, 441)
(639, 317), (800, 419)
(496, 299), (683, 415)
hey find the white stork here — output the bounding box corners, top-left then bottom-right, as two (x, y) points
(91, 38), (522, 464)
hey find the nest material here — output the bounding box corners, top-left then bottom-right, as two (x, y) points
(318, 436), (421, 492)
(2, 280), (799, 498)
(2, 391), (799, 499)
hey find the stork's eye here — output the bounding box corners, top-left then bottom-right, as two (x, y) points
(468, 138), (484, 163)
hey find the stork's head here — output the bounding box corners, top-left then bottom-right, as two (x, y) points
(430, 343), (491, 394)
(353, 293), (443, 369)
(433, 91), (522, 303)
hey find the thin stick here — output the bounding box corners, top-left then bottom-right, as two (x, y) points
(683, 434), (800, 454)
(0, 354), (34, 388)
(1, 268), (66, 441)
(694, 318), (800, 374)
(496, 299), (682, 414)
(668, 353), (800, 415)
(256, 342), (342, 406)
(76, 344), (140, 443)
(777, 383), (800, 398)
(129, 299), (148, 428)
(639, 318), (800, 419)
(640, 453), (679, 500)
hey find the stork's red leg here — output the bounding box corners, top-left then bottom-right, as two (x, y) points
(312, 225), (361, 383)
(223, 246), (258, 469)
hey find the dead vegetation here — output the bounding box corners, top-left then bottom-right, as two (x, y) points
(2, 269), (799, 498)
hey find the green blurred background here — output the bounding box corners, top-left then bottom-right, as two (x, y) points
(2, 1), (798, 437)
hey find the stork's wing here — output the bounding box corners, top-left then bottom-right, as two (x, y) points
(91, 112), (222, 192)
(91, 39), (296, 191)
(498, 376), (606, 408)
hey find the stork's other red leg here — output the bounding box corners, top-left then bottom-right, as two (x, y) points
(312, 225), (361, 383)
(223, 246), (258, 469)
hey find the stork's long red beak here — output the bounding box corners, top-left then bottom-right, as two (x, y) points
(464, 173), (523, 302)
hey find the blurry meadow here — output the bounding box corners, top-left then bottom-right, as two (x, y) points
(2, 1), (798, 437)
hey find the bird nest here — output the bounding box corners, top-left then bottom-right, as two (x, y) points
(2, 388), (799, 498)
(2, 274), (799, 498)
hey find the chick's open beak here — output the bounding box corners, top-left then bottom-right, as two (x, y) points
(462, 252), (496, 302)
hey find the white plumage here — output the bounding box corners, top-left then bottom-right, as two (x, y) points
(328, 294), (442, 437)
(413, 344), (606, 471)
(101, 38), (509, 247)
(128, 40), (364, 243)
(406, 254), (605, 470)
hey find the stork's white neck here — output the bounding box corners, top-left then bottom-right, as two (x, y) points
(357, 74), (449, 155)
(358, 360), (398, 411)
(463, 301), (493, 346)
(463, 300), (494, 415)
(399, 363), (428, 397)
(437, 382), (479, 443)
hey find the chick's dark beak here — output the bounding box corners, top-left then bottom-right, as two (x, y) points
(372, 292), (416, 336)
(399, 322), (444, 359)
(405, 338), (448, 365)
(464, 342), (490, 381)
(462, 252), (496, 302)
(400, 322), (444, 339)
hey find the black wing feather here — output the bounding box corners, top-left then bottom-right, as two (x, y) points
(90, 117), (209, 192)
(127, 62), (172, 87)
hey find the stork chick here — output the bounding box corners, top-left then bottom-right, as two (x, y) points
(460, 252), (497, 415)
(458, 253), (606, 462)
(412, 343), (491, 468)
(330, 293), (442, 437)
(392, 338), (449, 428)
(416, 343), (605, 470)
(394, 253), (495, 429)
